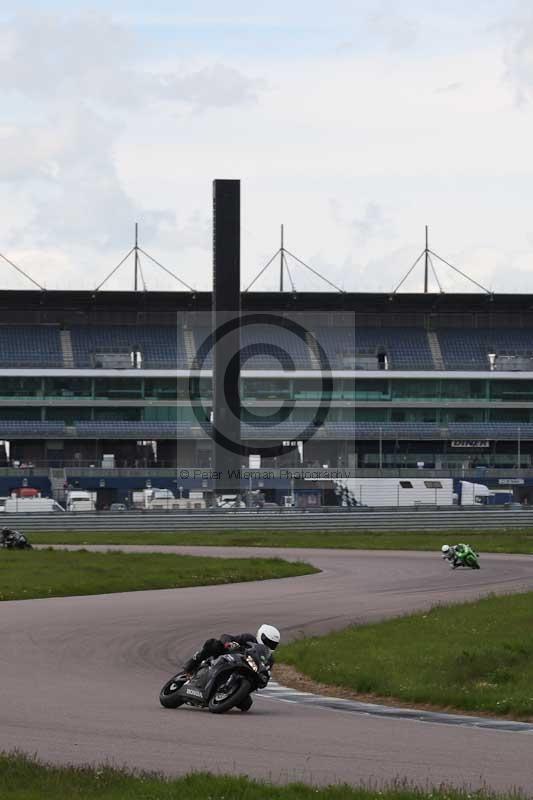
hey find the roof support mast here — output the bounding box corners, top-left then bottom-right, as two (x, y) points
(424, 225), (429, 294)
(134, 222), (139, 292)
(280, 224), (284, 292)
(93, 225), (195, 293)
(244, 225), (344, 293)
(391, 226), (492, 295)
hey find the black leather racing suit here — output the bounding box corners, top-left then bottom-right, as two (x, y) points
(183, 632), (260, 674)
(1, 529), (27, 548)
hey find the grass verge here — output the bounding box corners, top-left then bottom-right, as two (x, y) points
(30, 529), (533, 553)
(278, 591), (533, 719)
(0, 753), (525, 800)
(0, 549), (317, 601)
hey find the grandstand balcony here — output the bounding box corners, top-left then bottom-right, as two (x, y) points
(1, 419), (532, 442)
(1, 321), (533, 373)
(2, 291), (533, 475)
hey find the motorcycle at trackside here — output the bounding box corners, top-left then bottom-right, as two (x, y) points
(0, 532), (32, 550)
(159, 643), (272, 714)
(457, 548), (481, 569)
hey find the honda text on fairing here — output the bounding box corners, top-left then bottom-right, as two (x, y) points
(159, 642), (272, 713)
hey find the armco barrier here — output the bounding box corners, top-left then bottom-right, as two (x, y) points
(4, 508), (533, 533)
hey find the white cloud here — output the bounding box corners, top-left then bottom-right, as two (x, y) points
(366, 7), (418, 51)
(434, 81), (463, 93)
(0, 13), (262, 110)
(0, 5), (532, 295)
(501, 11), (533, 104)
(331, 200), (395, 245)
(0, 11), (262, 288)
(165, 64), (263, 110)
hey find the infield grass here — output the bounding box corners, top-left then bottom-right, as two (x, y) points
(30, 529), (533, 553)
(0, 549), (317, 601)
(0, 753), (525, 800)
(279, 590), (533, 718)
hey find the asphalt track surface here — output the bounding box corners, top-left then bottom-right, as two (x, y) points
(1, 546), (533, 792)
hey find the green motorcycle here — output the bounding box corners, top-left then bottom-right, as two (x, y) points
(454, 543), (480, 570)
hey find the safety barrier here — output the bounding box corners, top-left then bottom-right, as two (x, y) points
(3, 507), (533, 533)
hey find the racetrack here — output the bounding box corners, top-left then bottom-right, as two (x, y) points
(1, 547), (533, 793)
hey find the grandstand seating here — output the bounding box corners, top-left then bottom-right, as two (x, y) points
(0, 326), (62, 367)
(313, 328), (434, 369)
(70, 326), (187, 368)
(437, 328), (533, 370)
(74, 421), (207, 438)
(1, 323), (533, 371)
(59, 420), (533, 440)
(0, 421), (65, 436)
(192, 325), (312, 369)
(1, 415), (531, 444)
(159, 325), (436, 370)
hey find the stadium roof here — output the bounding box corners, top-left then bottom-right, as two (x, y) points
(0, 289), (532, 323)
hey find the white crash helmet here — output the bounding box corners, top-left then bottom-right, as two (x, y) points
(441, 544), (450, 554)
(256, 624), (281, 651)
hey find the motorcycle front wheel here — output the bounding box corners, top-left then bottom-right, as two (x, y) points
(208, 676), (252, 714)
(159, 675), (187, 708)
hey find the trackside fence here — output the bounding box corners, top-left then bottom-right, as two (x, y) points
(4, 508), (533, 533)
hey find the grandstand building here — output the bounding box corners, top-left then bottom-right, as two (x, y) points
(2, 288), (533, 504)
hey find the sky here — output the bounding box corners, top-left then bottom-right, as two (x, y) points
(1, 1), (533, 293)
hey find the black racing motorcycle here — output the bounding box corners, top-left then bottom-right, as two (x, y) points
(159, 643), (271, 714)
(0, 531), (32, 550)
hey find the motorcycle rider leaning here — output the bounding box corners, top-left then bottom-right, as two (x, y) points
(183, 624), (281, 676)
(441, 543), (474, 568)
(1, 527), (24, 547)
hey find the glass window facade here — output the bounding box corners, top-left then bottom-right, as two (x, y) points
(144, 379), (178, 400)
(188, 378), (211, 400)
(353, 380), (389, 400)
(440, 408), (485, 423)
(489, 380), (533, 401)
(94, 378), (143, 399)
(0, 377), (42, 397)
(391, 408), (438, 422)
(46, 406), (92, 423)
(0, 375), (529, 403)
(93, 407), (142, 421)
(391, 380), (439, 400)
(2, 376), (533, 434)
(440, 380), (485, 400)
(351, 408), (388, 421)
(244, 379), (292, 400)
(0, 406), (41, 419)
(144, 406), (198, 421)
(44, 378), (92, 398)
(488, 408), (530, 422)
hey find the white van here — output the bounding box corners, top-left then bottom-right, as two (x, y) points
(66, 490), (95, 512)
(1, 497), (65, 513)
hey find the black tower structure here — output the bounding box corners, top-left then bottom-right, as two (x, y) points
(212, 179), (241, 495)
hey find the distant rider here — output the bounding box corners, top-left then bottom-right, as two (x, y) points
(0, 527), (27, 548)
(441, 543), (475, 569)
(182, 624), (281, 676)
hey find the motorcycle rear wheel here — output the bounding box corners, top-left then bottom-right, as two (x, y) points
(159, 676), (187, 708)
(208, 676), (252, 714)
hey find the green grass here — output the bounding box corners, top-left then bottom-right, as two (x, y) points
(0, 753), (525, 800)
(279, 591), (533, 718)
(30, 529), (533, 553)
(0, 549), (317, 601)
